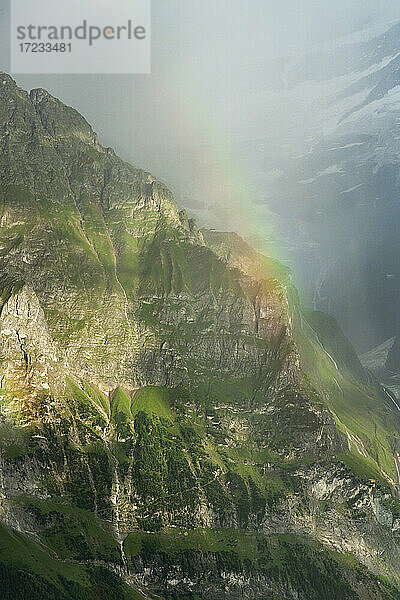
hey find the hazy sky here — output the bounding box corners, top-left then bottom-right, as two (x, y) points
(2, 1), (400, 209)
(153, 0), (400, 68)
(0, 0), (396, 222)
(0, 1), (397, 153)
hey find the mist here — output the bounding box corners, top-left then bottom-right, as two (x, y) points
(4, 0), (400, 351)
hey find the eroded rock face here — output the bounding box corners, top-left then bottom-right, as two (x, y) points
(0, 73), (296, 395)
(0, 284), (63, 397)
(0, 73), (400, 599)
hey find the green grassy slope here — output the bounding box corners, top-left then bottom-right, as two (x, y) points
(123, 528), (400, 600)
(0, 522), (144, 600)
(295, 302), (400, 485)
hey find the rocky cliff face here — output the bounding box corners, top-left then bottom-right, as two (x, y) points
(1, 73), (400, 599)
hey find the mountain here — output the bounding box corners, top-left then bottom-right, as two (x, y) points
(1, 73), (400, 599)
(145, 21), (400, 355)
(256, 20), (400, 353)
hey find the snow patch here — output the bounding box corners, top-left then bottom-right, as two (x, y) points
(340, 183), (363, 194)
